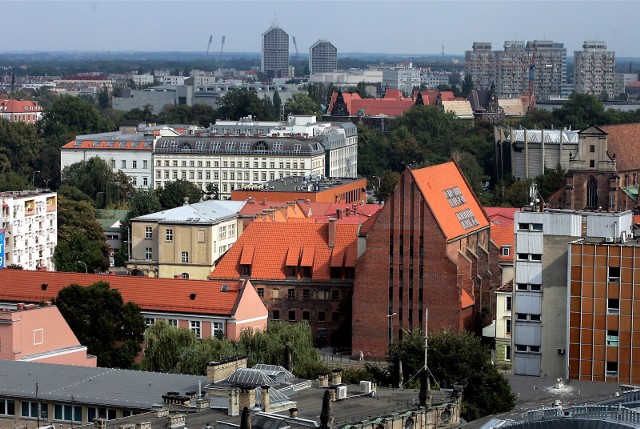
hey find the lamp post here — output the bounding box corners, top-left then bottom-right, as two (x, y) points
(387, 312), (397, 346)
(32, 170), (40, 187)
(372, 175), (381, 189)
(76, 260), (88, 273)
(44, 179), (51, 190)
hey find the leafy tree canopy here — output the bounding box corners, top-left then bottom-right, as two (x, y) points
(61, 157), (134, 208)
(217, 88), (274, 121)
(156, 179), (203, 210)
(283, 92), (322, 117)
(55, 281), (146, 368)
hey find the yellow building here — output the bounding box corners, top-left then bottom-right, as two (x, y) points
(127, 200), (246, 279)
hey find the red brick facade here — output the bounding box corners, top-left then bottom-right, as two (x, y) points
(352, 164), (501, 358)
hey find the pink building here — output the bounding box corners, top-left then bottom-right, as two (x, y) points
(0, 304), (97, 366)
(0, 99), (43, 123)
(0, 270), (268, 341)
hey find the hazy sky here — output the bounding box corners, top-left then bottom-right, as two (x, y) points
(3, 1), (639, 57)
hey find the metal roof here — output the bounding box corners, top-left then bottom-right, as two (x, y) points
(0, 360), (207, 409)
(506, 129), (580, 144)
(133, 200), (246, 224)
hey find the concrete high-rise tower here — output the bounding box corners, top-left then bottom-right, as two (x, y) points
(261, 26), (289, 79)
(309, 40), (337, 74)
(574, 41), (616, 98)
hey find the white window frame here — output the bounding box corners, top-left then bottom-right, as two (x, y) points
(190, 320), (201, 338)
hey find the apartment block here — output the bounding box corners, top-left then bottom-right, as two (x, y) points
(512, 208), (633, 378)
(526, 40), (567, 101)
(574, 41), (616, 98)
(464, 42), (494, 90)
(0, 190), (57, 271)
(309, 40), (337, 74)
(382, 68), (421, 96)
(262, 26), (289, 79)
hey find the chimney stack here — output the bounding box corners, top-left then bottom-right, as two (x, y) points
(289, 408), (298, 418)
(318, 373), (329, 387)
(320, 390), (332, 429)
(228, 388), (240, 416)
(331, 368), (342, 385)
(261, 385), (270, 412)
(183, 197), (189, 206)
(328, 218), (337, 249)
(240, 407), (251, 429)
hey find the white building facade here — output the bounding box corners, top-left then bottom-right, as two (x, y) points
(0, 191), (58, 271)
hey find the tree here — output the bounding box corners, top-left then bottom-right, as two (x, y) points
(461, 74), (474, 97)
(355, 81), (368, 98)
(375, 169), (400, 202)
(217, 88), (274, 120)
(97, 85), (110, 110)
(388, 329), (515, 421)
(61, 157), (133, 208)
(55, 282), (145, 368)
(272, 90), (282, 119)
(142, 321), (197, 373)
(552, 92), (606, 130)
(284, 93), (322, 117)
(156, 179), (203, 210)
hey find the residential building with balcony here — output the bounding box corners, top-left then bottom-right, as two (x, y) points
(127, 200), (246, 279)
(574, 41), (616, 98)
(309, 40), (337, 74)
(0, 190), (57, 271)
(262, 26), (289, 80)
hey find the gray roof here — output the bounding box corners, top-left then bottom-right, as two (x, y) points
(133, 200), (246, 224)
(154, 136), (325, 156)
(0, 360), (207, 409)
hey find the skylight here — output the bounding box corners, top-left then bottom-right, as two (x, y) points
(456, 208), (479, 230)
(444, 186), (466, 208)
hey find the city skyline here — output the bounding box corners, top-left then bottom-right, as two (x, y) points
(2, 1), (640, 57)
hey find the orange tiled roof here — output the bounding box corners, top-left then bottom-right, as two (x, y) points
(602, 123), (640, 172)
(0, 270), (245, 317)
(296, 202), (382, 224)
(0, 99), (42, 113)
(61, 140), (153, 150)
(328, 91), (415, 117)
(210, 222), (359, 281)
(410, 162), (489, 241)
(485, 207), (517, 262)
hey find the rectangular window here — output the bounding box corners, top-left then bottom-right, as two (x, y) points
(181, 251), (189, 263)
(607, 330), (619, 346)
(606, 361), (618, 377)
(218, 226), (227, 239)
(54, 404), (82, 422)
(121, 160), (126, 169)
(22, 401), (47, 419)
(145, 247), (152, 260)
(145, 226), (152, 239)
(505, 318), (511, 336)
(501, 246), (510, 256)
(272, 289), (280, 299)
(132, 160), (137, 169)
(167, 319), (178, 327)
(590, 145), (595, 153)
(166, 228), (173, 242)
(332, 290), (340, 300)
(257, 288), (264, 298)
(272, 310), (280, 320)
(87, 407), (116, 421)
(212, 321), (224, 338)
(303, 289), (310, 299)
(288, 289), (295, 299)
(506, 296), (512, 311)
(0, 399), (15, 416)
(318, 311), (326, 322)
(143, 160), (148, 169)
(144, 317), (155, 327)
(228, 224), (236, 237)
(190, 321), (201, 338)
(609, 267), (621, 282)
(302, 311), (310, 321)
(505, 345), (511, 361)
(288, 310), (296, 321)
(608, 298), (620, 314)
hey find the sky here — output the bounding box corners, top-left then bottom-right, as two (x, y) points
(2, 0), (640, 57)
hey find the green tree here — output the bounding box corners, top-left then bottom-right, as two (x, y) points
(535, 165), (566, 200)
(503, 178), (532, 208)
(375, 169), (401, 202)
(355, 81), (368, 98)
(97, 85), (110, 110)
(272, 90), (282, 119)
(552, 92), (606, 130)
(0, 118), (46, 181)
(156, 179), (202, 209)
(217, 88), (274, 120)
(461, 74), (474, 96)
(388, 329), (515, 421)
(142, 321), (197, 373)
(284, 93), (322, 116)
(61, 157), (133, 208)
(55, 282), (145, 368)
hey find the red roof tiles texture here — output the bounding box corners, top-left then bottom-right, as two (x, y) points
(210, 222), (359, 281)
(0, 270), (245, 316)
(602, 123), (640, 172)
(1, 99), (42, 113)
(410, 162), (490, 241)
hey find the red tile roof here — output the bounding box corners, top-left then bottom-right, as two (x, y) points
(328, 91), (415, 117)
(0, 270), (246, 317)
(210, 222), (359, 281)
(485, 207), (517, 262)
(602, 123), (640, 172)
(296, 202), (382, 224)
(410, 162), (490, 241)
(61, 140), (153, 150)
(461, 289), (475, 309)
(0, 99), (42, 113)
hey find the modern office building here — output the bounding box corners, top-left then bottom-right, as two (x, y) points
(574, 41), (616, 98)
(0, 190), (57, 271)
(262, 26), (289, 79)
(309, 40), (337, 74)
(512, 208), (633, 378)
(382, 68), (421, 96)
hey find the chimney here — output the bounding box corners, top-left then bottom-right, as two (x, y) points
(318, 373), (329, 387)
(240, 407), (252, 429)
(183, 197), (189, 206)
(329, 387), (336, 401)
(331, 368), (342, 385)
(320, 390), (332, 429)
(238, 387), (253, 411)
(261, 198), (267, 205)
(289, 408), (298, 418)
(16, 303), (25, 311)
(336, 208), (343, 219)
(261, 385), (270, 412)
(248, 197), (255, 204)
(328, 218), (337, 249)
(228, 388), (240, 416)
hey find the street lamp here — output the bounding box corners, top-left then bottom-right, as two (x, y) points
(76, 260), (88, 273)
(32, 170), (40, 187)
(372, 175), (381, 189)
(387, 312), (397, 346)
(44, 179), (51, 190)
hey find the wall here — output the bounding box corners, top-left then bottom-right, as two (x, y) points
(225, 281), (268, 340)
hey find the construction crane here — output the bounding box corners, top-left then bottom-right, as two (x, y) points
(528, 52), (536, 111)
(205, 35), (213, 59)
(219, 36), (226, 68)
(292, 36), (299, 64)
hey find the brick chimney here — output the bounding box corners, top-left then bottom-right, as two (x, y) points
(318, 373), (329, 387)
(331, 368), (342, 385)
(261, 385), (270, 412)
(238, 387), (253, 413)
(261, 198), (267, 205)
(328, 218), (337, 249)
(336, 208), (343, 219)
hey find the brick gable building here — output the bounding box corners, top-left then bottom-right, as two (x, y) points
(352, 162), (501, 357)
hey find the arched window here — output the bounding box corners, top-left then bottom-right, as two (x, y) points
(586, 176), (598, 208)
(181, 273), (189, 279)
(254, 141), (268, 152)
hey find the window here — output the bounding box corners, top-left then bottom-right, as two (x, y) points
(110, 159), (116, 168)
(517, 253), (542, 262)
(587, 176), (598, 208)
(181, 273), (189, 279)
(608, 298), (620, 314)
(332, 289), (340, 300)
(143, 160), (148, 169)
(257, 288), (264, 297)
(302, 289), (310, 299)
(165, 228), (173, 242)
(145, 226), (153, 239)
(87, 407), (116, 421)
(589, 160), (595, 168)
(54, 404), (82, 422)
(132, 176), (137, 186)
(0, 399), (15, 416)
(288, 310), (296, 321)
(501, 246), (511, 256)
(145, 247), (153, 260)
(144, 317), (155, 327)
(228, 224), (236, 237)
(516, 313), (540, 322)
(181, 251), (189, 263)
(302, 311), (310, 320)
(21, 401), (47, 419)
(288, 289), (295, 299)
(518, 223), (543, 231)
(121, 160), (126, 169)
(143, 177), (148, 186)
(212, 321), (224, 338)
(606, 361), (618, 377)
(505, 345), (511, 361)
(218, 226), (227, 239)
(506, 296), (512, 311)
(190, 321), (201, 338)
(318, 311), (326, 322)
(516, 283), (541, 291)
(606, 330), (619, 346)
(608, 267), (621, 282)
(505, 318), (511, 336)
(515, 344), (539, 353)
(272, 310), (280, 320)
(132, 160), (137, 169)
(590, 145), (595, 153)
(272, 289), (280, 299)
(167, 319), (178, 327)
